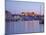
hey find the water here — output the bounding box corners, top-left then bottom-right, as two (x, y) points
(5, 20), (44, 34)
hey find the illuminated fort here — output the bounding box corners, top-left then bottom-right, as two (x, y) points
(21, 12), (38, 16)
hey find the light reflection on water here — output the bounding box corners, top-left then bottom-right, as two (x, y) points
(5, 20), (44, 34)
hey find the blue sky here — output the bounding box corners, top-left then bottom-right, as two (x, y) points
(6, 1), (44, 15)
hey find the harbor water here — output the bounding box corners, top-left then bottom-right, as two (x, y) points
(5, 20), (44, 34)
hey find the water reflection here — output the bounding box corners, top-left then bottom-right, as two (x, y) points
(5, 20), (44, 34)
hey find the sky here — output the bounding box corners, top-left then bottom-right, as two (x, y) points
(5, 0), (44, 15)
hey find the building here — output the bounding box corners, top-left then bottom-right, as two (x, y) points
(21, 12), (38, 16)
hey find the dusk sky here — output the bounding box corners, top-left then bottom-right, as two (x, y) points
(6, 0), (44, 15)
